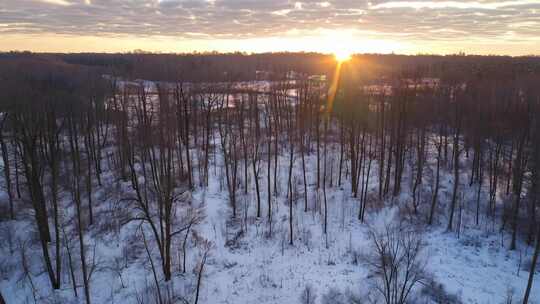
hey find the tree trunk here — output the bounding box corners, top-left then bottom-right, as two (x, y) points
(522, 224), (540, 304)
(429, 131), (443, 225)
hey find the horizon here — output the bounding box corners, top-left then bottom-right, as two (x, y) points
(3, 50), (540, 58)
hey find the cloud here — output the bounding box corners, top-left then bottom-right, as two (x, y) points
(0, 0), (539, 54)
(38, 0), (72, 5)
(370, 0), (540, 10)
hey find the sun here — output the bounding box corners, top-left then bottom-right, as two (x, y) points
(334, 50), (352, 62)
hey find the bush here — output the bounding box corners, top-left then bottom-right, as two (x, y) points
(299, 284), (317, 304)
(363, 208), (428, 304)
(320, 288), (348, 304)
(419, 276), (462, 304)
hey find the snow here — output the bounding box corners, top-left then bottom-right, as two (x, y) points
(196, 177), (369, 303)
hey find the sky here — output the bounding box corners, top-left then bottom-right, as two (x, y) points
(1, 0), (540, 55)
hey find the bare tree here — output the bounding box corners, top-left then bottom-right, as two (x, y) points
(365, 217), (427, 304)
(194, 239), (212, 304)
(0, 113), (14, 220)
(522, 224), (540, 304)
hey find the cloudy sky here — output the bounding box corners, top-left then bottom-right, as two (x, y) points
(1, 0), (539, 55)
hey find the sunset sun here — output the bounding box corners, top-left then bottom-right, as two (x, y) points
(334, 50), (352, 62)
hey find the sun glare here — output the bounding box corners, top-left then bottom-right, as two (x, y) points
(334, 50), (352, 62)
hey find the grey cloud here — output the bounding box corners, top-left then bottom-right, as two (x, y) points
(0, 0), (539, 43)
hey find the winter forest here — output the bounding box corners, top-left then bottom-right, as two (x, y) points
(0, 52), (540, 304)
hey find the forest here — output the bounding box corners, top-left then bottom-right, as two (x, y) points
(0, 52), (539, 304)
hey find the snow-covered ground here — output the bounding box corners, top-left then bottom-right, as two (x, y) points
(1, 143), (539, 304)
(195, 152), (539, 304)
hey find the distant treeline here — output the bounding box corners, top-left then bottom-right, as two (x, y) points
(2, 51), (540, 83)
